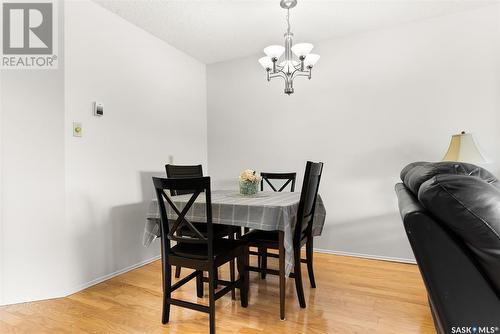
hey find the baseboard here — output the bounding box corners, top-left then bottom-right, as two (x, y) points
(67, 255), (161, 296)
(314, 248), (416, 264)
(0, 255), (161, 306)
(0, 290), (69, 306)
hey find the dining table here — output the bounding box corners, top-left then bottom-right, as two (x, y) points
(143, 190), (326, 275)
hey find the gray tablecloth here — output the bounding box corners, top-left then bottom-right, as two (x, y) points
(144, 190), (326, 275)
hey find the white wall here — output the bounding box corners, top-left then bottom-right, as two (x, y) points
(64, 0), (207, 291)
(0, 0), (207, 305)
(207, 6), (500, 262)
(0, 1), (66, 305)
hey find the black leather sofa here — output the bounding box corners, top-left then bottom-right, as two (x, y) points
(395, 162), (500, 333)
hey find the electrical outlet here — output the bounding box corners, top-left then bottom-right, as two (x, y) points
(73, 122), (82, 137)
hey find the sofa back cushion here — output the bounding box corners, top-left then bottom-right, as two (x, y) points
(418, 173), (500, 295)
(400, 161), (498, 196)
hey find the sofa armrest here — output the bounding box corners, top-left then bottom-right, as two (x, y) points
(396, 184), (500, 333)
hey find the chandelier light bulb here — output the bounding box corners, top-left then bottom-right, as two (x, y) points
(304, 54), (320, 67)
(291, 43), (314, 58)
(263, 45), (285, 59)
(258, 56), (274, 70)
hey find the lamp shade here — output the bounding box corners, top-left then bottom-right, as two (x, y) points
(291, 43), (313, 57)
(258, 56), (273, 70)
(442, 131), (487, 164)
(304, 53), (320, 67)
(264, 45), (285, 59)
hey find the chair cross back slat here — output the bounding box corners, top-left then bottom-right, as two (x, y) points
(260, 172), (297, 192)
(161, 190), (207, 243)
(263, 178), (278, 192)
(277, 178), (293, 192)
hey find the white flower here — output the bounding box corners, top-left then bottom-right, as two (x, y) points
(239, 169), (262, 183)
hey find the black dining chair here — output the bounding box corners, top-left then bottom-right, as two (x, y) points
(250, 172), (297, 278)
(241, 161), (323, 320)
(165, 164), (238, 288)
(153, 176), (249, 334)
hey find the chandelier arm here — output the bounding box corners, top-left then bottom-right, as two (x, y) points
(269, 71), (287, 81)
(291, 68), (310, 80)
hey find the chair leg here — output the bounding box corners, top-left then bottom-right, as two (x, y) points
(258, 247), (267, 279)
(174, 231), (183, 279)
(174, 266), (181, 278)
(244, 249), (250, 307)
(306, 237), (316, 288)
(196, 271), (204, 298)
(237, 249), (249, 307)
(215, 268), (219, 289)
(261, 248), (267, 279)
(162, 264), (172, 324)
(208, 267), (216, 334)
(278, 231), (286, 320)
(257, 248), (261, 269)
(230, 233), (236, 300)
(294, 248), (306, 309)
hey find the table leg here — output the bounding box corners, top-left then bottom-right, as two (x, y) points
(279, 231), (285, 320)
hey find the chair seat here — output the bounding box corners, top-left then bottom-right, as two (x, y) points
(241, 230), (279, 247)
(172, 239), (248, 261)
(176, 222), (236, 238)
(241, 229), (307, 247)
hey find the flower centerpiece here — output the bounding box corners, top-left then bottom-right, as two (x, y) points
(239, 169), (262, 196)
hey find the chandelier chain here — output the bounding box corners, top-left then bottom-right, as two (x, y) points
(286, 8), (290, 34)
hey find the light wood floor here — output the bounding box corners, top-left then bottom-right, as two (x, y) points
(0, 252), (435, 334)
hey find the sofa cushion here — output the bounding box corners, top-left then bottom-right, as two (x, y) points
(401, 161), (498, 196)
(418, 174), (500, 295)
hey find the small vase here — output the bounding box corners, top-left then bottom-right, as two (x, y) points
(239, 180), (259, 196)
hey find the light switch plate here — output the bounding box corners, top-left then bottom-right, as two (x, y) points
(73, 122), (82, 137)
(93, 102), (103, 117)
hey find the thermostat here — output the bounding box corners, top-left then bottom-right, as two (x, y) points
(93, 102), (103, 117)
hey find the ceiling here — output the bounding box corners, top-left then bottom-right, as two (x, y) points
(94, 0), (493, 64)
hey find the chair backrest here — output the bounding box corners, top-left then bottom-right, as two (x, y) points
(165, 164), (203, 196)
(260, 172), (297, 192)
(294, 162), (323, 247)
(152, 176), (214, 258)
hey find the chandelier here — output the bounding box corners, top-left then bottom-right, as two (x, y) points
(258, 0), (320, 95)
